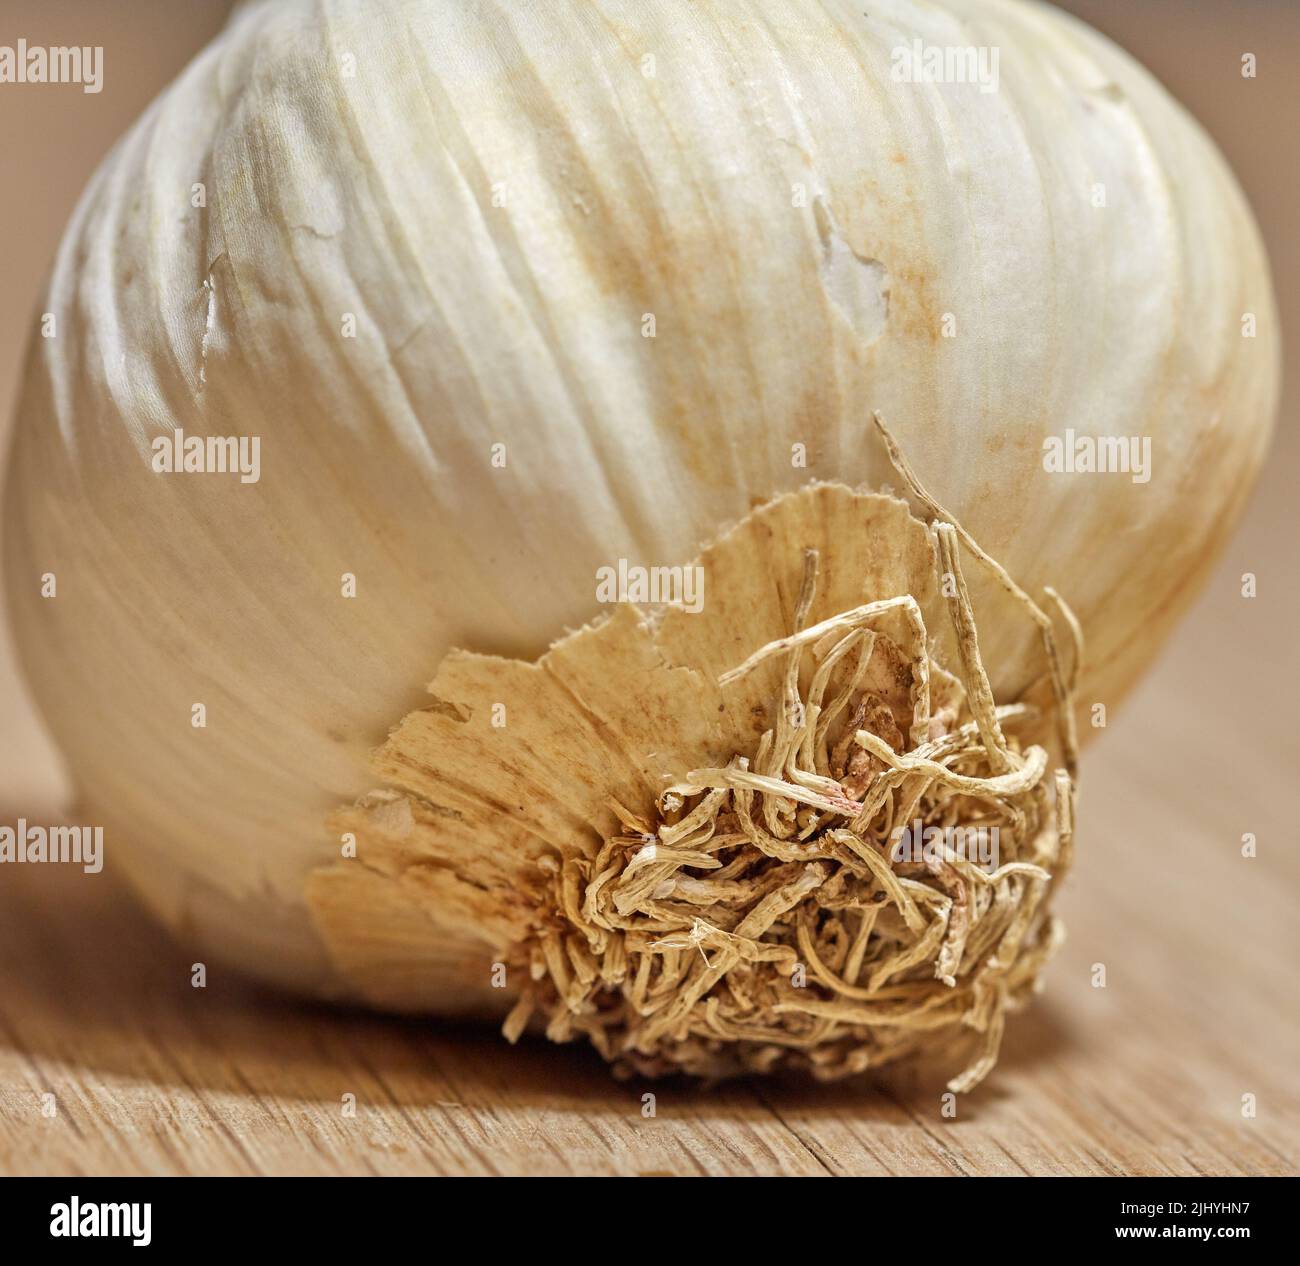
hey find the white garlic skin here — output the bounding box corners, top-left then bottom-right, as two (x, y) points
(3, 0), (1277, 1001)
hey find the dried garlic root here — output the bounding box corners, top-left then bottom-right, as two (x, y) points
(309, 420), (1082, 1092)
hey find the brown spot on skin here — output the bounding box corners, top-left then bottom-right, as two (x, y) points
(888, 262), (943, 344)
(793, 381), (833, 461)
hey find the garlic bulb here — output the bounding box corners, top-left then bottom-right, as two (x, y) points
(2, 0), (1276, 1085)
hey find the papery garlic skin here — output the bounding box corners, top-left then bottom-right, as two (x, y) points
(3, 0), (1278, 1004)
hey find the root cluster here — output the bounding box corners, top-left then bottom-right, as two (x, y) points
(507, 430), (1081, 1090)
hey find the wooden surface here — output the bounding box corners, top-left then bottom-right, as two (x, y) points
(1, 0), (1298, 1178)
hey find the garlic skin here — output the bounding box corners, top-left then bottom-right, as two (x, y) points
(2, 0), (1277, 1004)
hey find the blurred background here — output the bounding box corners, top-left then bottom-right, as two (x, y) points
(0, 0), (1295, 1176)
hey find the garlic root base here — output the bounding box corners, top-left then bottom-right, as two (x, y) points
(310, 449), (1079, 1091)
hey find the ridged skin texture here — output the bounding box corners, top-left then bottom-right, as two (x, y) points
(3, 0), (1277, 999)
